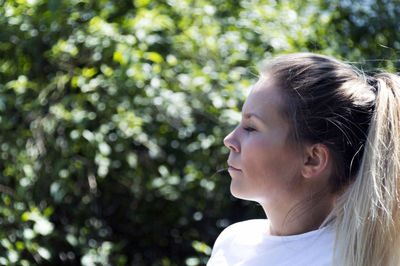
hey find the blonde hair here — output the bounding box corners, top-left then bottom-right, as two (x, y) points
(264, 53), (400, 266)
(332, 73), (400, 266)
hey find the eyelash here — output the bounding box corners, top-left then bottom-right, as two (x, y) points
(243, 126), (256, 132)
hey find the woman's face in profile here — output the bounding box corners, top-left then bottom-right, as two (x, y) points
(223, 77), (304, 207)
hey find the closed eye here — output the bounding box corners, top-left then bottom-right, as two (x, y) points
(243, 127), (256, 132)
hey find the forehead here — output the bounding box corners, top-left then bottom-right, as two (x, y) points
(242, 77), (286, 120)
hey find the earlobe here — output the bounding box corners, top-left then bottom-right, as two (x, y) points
(301, 144), (330, 179)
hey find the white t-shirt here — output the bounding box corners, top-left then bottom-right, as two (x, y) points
(207, 219), (335, 266)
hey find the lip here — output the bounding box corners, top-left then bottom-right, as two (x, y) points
(227, 162), (241, 171)
(228, 166), (241, 171)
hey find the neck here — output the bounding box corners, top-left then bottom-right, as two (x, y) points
(261, 188), (335, 236)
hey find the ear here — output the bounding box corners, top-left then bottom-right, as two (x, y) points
(301, 143), (330, 179)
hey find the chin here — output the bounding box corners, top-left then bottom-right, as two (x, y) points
(230, 182), (242, 198)
(230, 182), (253, 201)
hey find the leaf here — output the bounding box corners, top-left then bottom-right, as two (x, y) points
(145, 52), (163, 63)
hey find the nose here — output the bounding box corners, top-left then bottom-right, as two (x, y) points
(223, 128), (240, 153)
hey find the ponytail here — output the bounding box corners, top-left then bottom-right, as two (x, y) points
(330, 73), (400, 266)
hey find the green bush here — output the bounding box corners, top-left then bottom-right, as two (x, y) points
(0, 0), (399, 264)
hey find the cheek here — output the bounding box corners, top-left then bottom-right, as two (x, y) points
(241, 137), (276, 176)
(241, 137), (297, 182)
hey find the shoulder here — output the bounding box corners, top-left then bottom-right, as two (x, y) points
(211, 219), (267, 250)
(217, 219), (267, 237)
(225, 219), (267, 233)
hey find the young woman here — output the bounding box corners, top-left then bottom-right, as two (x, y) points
(207, 53), (400, 266)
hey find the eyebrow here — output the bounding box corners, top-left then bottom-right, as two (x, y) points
(243, 112), (266, 124)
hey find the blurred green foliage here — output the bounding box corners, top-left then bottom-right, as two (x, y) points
(0, 0), (399, 265)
